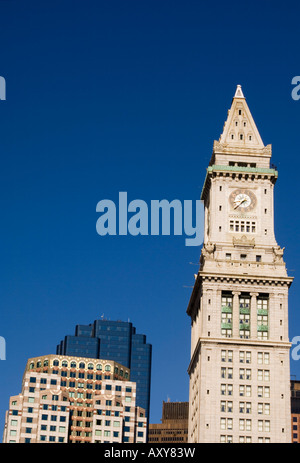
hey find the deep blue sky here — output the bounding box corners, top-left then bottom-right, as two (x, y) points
(0, 0), (300, 433)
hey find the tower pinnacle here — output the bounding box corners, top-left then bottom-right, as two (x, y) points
(218, 84), (264, 149)
(234, 84), (245, 98)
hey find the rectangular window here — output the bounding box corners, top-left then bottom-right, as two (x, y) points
(239, 297), (250, 339)
(229, 220), (256, 233)
(221, 294), (233, 338)
(220, 418), (232, 430)
(246, 386), (251, 397)
(257, 297), (269, 339)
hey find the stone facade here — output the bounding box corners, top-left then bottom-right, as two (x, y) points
(187, 86), (293, 443)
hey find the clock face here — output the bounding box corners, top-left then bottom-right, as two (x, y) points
(229, 189), (257, 212)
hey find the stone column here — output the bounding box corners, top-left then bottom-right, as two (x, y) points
(250, 293), (257, 340)
(215, 289), (222, 339)
(268, 293), (273, 341)
(232, 291), (241, 338)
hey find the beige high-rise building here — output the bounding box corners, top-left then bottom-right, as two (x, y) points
(187, 85), (293, 443)
(2, 354), (147, 443)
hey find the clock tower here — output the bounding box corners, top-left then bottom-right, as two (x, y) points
(187, 85), (293, 443)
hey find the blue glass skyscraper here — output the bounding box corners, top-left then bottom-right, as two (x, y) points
(56, 319), (152, 420)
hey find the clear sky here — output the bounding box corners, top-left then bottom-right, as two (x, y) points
(0, 0), (300, 433)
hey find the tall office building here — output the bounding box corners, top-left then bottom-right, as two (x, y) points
(148, 401), (189, 443)
(56, 319), (152, 419)
(291, 379), (300, 443)
(3, 354), (147, 443)
(187, 85), (293, 443)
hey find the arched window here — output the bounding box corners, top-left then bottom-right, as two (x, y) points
(53, 359), (59, 367)
(70, 361), (76, 368)
(79, 362), (85, 369)
(62, 360), (68, 367)
(105, 364), (111, 372)
(96, 363), (102, 371)
(87, 363), (94, 370)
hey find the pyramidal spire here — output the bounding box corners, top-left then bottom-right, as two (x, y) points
(219, 85), (264, 149)
(234, 84), (244, 98)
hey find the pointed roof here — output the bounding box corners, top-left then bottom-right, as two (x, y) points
(234, 84), (244, 98)
(218, 85), (264, 149)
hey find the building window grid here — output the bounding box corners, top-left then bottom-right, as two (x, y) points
(221, 296), (233, 338)
(257, 298), (269, 340)
(229, 220), (256, 233)
(239, 297), (250, 339)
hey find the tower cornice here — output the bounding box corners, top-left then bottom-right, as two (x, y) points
(186, 271), (293, 317)
(201, 164), (278, 200)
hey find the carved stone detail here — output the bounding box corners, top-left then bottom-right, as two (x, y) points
(233, 235), (255, 247)
(273, 245), (285, 262)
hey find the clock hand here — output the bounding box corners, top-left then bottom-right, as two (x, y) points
(234, 198), (247, 209)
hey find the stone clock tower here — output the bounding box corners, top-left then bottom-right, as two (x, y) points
(187, 85), (293, 443)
